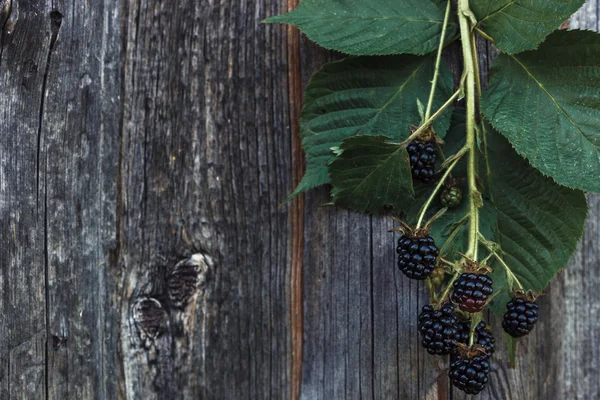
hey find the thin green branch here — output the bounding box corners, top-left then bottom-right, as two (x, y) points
(475, 27), (494, 43)
(438, 271), (461, 303)
(478, 234), (525, 291)
(415, 152), (464, 229)
(469, 312), (482, 346)
(424, 0), (452, 121)
(400, 89), (461, 146)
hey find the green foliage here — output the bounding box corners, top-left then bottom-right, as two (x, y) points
(328, 136), (414, 214)
(482, 30), (600, 193)
(269, 0), (596, 367)
(264, 0), (457, 56)
(471, 0), (584, 54)
(429, 117), (587, 316)
(290, 54), (453, 198)
(481, 125), (587, 316)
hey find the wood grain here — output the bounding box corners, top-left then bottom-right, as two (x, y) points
(0, 0), (598, 399)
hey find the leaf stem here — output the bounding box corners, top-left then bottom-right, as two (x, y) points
(469, 312), (482, 346)
(474, 27), (494, 43)
(415, 151), (464, 229)
(424, 0), (452, 122)
(438, 271), (461, 303)
(478, 234), (525, 291)
(458, 0), (480, 261)
(400, 90), (461, 145)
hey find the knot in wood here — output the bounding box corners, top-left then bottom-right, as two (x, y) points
(167, 253), (212, 309)
(133, 297), (168, 346)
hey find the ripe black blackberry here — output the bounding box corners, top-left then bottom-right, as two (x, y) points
(452, 273), (494, 313)
(418, 303), (459, 355)
(407, 141), (437, 183)
(441, 186), (462, 208)
(396, 234), (439, 280)
(449, 354), (490, 395)
(502, 297), (539, 337)
(456, 321), (496, 358)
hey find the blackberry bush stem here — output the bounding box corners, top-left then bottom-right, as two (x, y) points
(469, 312), (482, 346)
(458, 0), (480, 261)
(424, 0), (452, 122)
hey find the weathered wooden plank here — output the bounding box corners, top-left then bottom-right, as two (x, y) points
(39, 0), (121, 398)
(118, 0), (294, 398)
(0, 1), (51, 398)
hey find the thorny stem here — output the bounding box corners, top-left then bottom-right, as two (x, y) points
(400, 90), (461, 145)
(415, 152), (464, 229)
(458, 0), (480, 261)
(424, 0), (452, 121)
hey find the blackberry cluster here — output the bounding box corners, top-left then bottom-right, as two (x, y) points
(452, 273), (494, 313)
(407, 141), (437, 183)
(449, 355), (491, 395)
(396, 234), (439, 280)
(456, 321), (496, 358)
(418, 303), (459, 355)
(441, 186), (463, 208)
(502, 297), (539, 337)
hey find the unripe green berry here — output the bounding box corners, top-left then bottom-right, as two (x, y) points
(429, 267), (445, 286)
(441, 187), (463, 208)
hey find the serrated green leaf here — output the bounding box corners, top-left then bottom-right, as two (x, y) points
(482, 30), (600, 193)
(264, 0), (457, 56)
(481, 124), (587, 316)
(328, 135), (414, 214)
(471, 0), (584, 54)
(428, 112), (586, 319)
(293, 55), (454, 197)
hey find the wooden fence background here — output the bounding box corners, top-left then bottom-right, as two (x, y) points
(0, 0), (598, 398)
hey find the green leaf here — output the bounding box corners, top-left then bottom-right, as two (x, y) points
(291, 54), (454, 198)
(264, 0), (457, 56)
(471, 0), (584, 54)
(428, 112), (586, 319)
(482, 30), (600, 193)
(328, 135), (414, 213)
(481, 124), (587, 316)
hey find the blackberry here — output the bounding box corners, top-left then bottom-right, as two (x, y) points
(407, 141), (437, 183)
(396, 234), (439, 280)
(456, 321), (496, 358)
(502, 297), (539, 337)
(418, 303), (459, 355)
(452, 273), (494, 313)
(441, 186), (463, 208)
(449, 355), (490, 395)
